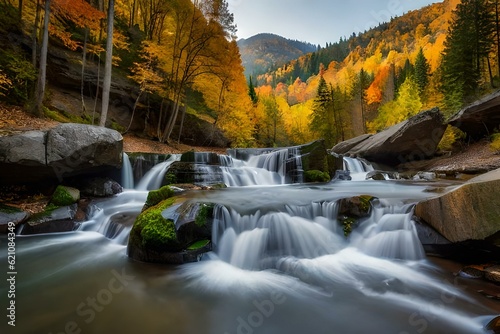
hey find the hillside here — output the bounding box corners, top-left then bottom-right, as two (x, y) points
(237, 33), (317, 78)
(246, 0), (486, 147)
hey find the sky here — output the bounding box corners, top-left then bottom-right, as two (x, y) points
(228, 0), (443, 46)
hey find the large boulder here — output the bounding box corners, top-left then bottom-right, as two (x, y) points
(343, 108), (447, 166)
(127, 192), (213, 264)
(448, 90), (500, 140)
(415, 168), (500, 243)
(331, 134), (372, 155)
(0, 123), (123, 185)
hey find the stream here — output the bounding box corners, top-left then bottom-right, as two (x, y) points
(0, 149), (498, 334)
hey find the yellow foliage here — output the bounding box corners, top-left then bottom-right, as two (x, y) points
(0, 70), (13, 96)
(490, 133), (500, 152)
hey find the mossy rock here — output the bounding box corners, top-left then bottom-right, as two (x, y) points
(304, 170), (331, 183)
(195, 203), (215, 227)
(143, 185), (175, 211)
(339, 195), (374, 218)
(130, 198), (181, 253)
(50, 185), (80, 206)
(300, 140), (343, 178)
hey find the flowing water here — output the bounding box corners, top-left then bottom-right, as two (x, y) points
(1, 149), (498, 334)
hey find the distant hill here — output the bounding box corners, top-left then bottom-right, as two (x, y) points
(237, 33), (317, 78)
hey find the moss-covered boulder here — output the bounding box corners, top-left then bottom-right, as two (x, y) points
(50, 185), (80, 206)
(304, 170), (331, 183)
(143, 185), (175, 211)
(128, 191), (214, 264)
(338, 195), (374, 236)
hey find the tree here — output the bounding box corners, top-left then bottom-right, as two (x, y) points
(99, 0), (114, 127)
(34, 0), (51, 116)
(248, 76), (258, 104)
(309, 75), (338, 147)
(414, 47), (430, 98)
(441, 0), (495, 108)
(369, 76), (422, 132)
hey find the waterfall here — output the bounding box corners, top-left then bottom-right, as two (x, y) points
(350, 200), (425, 260)
(136, 154), (181, 190)
(121, 152), (134, 189)
(343, 156), (374, 180)
(222, 148), (303, 186)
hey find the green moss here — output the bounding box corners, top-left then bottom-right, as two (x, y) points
(195, 203), (214, 227)
(28, 203), (60, 222)
(145, 186), (175, 209)
(0, 203), (21, 214)
(131, 198), (179, 252)
(358, 195), (374, 213)
(341, 217), (357, 237)
(111, 121), (125, 133)
(164, 172), (177, 185)
(141, 219), (177, 250)
(51, 185), (78, 206)
(187, 239), (210, 250)
(304, 170), (331, 183)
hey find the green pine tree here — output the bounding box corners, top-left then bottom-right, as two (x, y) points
(248, 76), (258, 104)
(440, 0), (495, 110)
(414, 48), (429, 99)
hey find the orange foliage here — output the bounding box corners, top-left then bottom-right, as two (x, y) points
(366, 66), (390, 105)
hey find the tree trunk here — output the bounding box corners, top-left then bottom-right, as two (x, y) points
(125, 89), (143, 133)
(496, 0), (500, 77)
(81, 27), (89, 113)
(18, 0), (23, 20)
(92, 55), (101, 124)
(31, 0), (41, 67)
(99, 0), (114, 127)
(177, 105), (186, 144)
(34, 0), (50, 117)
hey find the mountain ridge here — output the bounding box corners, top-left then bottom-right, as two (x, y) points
(237, 33), (317, 78)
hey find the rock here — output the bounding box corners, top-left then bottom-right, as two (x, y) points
(415, 168), (500, 243)
(50, 185), (80, 206)
(332, 170), (352, 181)
(448, 90), (500, 140)
(127, 194), (213, 264)
(412, 171), (436, 181)
(79, 177), (123, 197)
(21, 204), (80, 235)
(338, 195), (373, 219)
(365, 170), (400, 180)
(485, 265), (500, 283)
(486, 316), (500, 334)
(331, 134), (372, 155)
(346, 108), (447, 166)
(0, 204), (28, 233)
(46, 123), (123, 180)
(0, 123), (123, 185)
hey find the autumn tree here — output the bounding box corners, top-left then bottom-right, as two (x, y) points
(369, 76), (422, 132)
(248, 76), (258, 104)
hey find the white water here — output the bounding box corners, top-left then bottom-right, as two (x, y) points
(3, 151), (498, 334)
(135, 154), (180, 190)
(221, 148), (301, 186)
(121, 152), (134, 189)
(343, 156), (375, 180)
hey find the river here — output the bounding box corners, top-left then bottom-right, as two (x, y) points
(0, 149), (498, 334)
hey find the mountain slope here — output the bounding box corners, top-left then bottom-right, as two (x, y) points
(237, 33), (317, 78)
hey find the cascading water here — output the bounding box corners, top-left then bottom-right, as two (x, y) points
(221, 147), (303, 186)
(121, 152), (134, 189)
(135, 154), (180, 190)
(2, 151), (498, 334)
